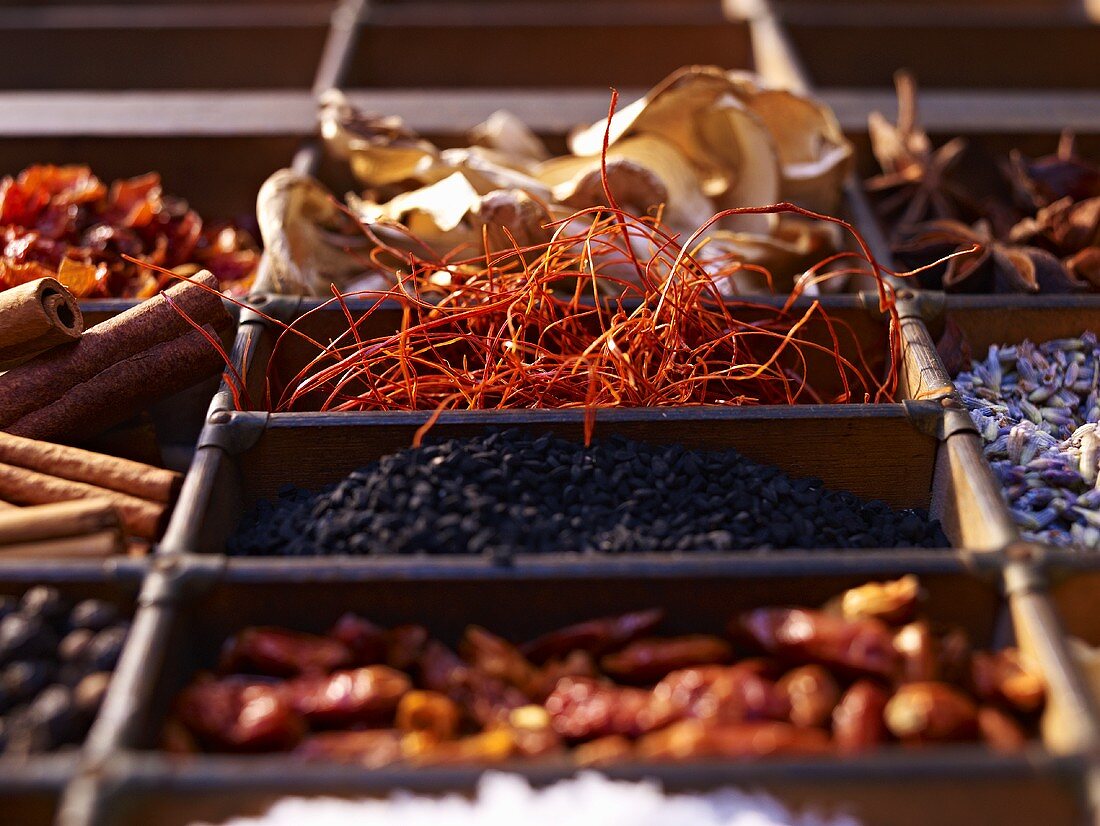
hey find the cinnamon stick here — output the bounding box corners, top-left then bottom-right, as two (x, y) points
(0, 432), (181, 503)
(0, 272), (232, 441)
(0, 278), (83, 370)
(0, 530), (123, 559)
(0, 462), (166, 540)
(0, 499), (121, 545)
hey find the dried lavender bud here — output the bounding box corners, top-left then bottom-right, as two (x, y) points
(956, 333), (1100, 548)
(230, 431), (947, 557)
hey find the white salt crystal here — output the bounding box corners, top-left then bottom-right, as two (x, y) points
(195, 772), (860, 826)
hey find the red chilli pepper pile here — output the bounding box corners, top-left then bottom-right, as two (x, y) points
(0, 165), (259, 298)
(164, 576), (1044, 764)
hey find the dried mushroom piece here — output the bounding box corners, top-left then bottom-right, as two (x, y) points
(536, 135), (713, 231)
(698, 218), (842, 294)
(320, 90), (439, 190)
(468, 110), (551, 165)
(256, 169), (380, 296)
(725, 73), (852, 215)
(267, 68), (851, 296)
(568, 67), (782, 233)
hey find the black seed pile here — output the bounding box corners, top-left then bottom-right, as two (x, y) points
(0, 586), (128, 754)
(231, 430), (947, 557)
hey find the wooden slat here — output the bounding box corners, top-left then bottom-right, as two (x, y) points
(773, 4), (1100, 90)
(824, 90), (1100, 135)
(366, 0), (730, 26)
(346, 1), (752, 89)
(772, 1), (1091, 26)
(342, 88), (639, 134)
(311, 0), (368, 94)
(0, 4), (334, 89)
(0, 3), (333, 27)
(2, 89), (1098, 141)
(931, 432), (1019, 552)
(238, 407), (936, 509)
(930, 299), (1100, 358)
(0, 92), (317, 137)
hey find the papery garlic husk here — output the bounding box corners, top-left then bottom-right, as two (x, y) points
(695, 217), (843, 295)
(467, 110), (551, 165)
(257, 168), (377, 295)
(320, 90), (440, 188)
(536, 134), (715, 232)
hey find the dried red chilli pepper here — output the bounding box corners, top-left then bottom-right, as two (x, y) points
(637, 719), (832, 760)
(219, 627), (352, 677)
(600, 635), (734, 683)
(520, 609), (665, 664)
(295, 730), (403, 765)
(172, 676), (305, 752)
(885, 682), (979, 743)
(285, 666), (410, 727)
(777, 665), (841, 729)
(734, 608), (900, 682)
(0, 165), (258, 298)
(651, 664), (788, 724)
(970, 649), (1046, 714)
(545, 676), (670, 740)
(328, 614), (388, 666)
(832, 680), (890, 753)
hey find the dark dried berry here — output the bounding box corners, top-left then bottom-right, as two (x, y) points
(68, 600), (119, 633)
(20, 587), (67, 623)
(0, 596), (18, 623)
(74, 672), (111, 717)
(0, 615), (56, 664)
(85, 627), (128, 672)
(59, 628), (95, 663)
(24, 685), (81, 750)
(1, 661), (54, 706)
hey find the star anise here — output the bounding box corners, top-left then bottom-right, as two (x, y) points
(1008, 195), (1100, 290)
(1004, 132), (1100, 213)
(865, 72), (978, 239)
(894, 219), (1084, 294)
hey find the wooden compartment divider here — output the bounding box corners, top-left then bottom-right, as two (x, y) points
(63, 558), (1098, 826)
(0, 0), (1092, 823)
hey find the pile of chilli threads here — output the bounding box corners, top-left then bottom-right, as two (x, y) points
(252, 204), (901, 416)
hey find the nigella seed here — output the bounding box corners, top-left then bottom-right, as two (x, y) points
(230, 430), (946, 557)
